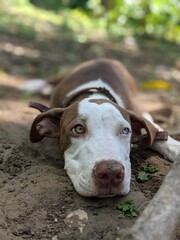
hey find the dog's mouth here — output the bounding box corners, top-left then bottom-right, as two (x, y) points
(68, 177), (129, 197)
(95, 185), (129, 198)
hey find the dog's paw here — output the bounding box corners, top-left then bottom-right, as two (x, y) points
(152, 137), (180, 162)
(165, 143), (180, 162)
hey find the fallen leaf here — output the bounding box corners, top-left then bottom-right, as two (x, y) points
(140, 80), (171, 90)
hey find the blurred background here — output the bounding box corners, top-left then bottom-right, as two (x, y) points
(0, 0), (179, 76)
(0, 2), (180, 238)
(0, 0), (180, 133)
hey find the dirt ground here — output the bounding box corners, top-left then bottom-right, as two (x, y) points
(0, 31), (180, 240)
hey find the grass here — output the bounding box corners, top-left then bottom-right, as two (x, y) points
(0, 1), (106, 40)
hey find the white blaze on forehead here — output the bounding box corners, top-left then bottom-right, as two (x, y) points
(67, 78), (124, 107)
(78, 98), (132, 161)
(78, 98), (129, 131)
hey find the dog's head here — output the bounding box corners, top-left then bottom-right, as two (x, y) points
(30, 99), (158, 197)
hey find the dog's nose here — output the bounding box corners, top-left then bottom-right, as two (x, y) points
(93, 160), (124, 187)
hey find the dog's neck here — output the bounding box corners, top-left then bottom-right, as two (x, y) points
(62, 87), (118, 108)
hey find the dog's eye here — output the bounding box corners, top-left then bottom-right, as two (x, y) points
(121, 127), (131, 135)
(71, 124), (85, 135)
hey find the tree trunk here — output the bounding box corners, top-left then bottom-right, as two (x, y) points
(117, 156), (180, 240)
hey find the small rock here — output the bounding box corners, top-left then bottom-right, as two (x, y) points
(0, 149), (4, 154)
(8, 187), (15, 192)
(23, 226), (32, 235)
(52, 236), (58, 240)
(31, 179), (37, 184)
(65, 209), (88, 233)
(3, 144), (12, 150)
(64, 196), (72, 204)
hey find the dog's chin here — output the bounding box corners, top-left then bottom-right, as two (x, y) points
(96, 189), (130, 198)
(92, 180), (131, 198)
(74, 185), (130, 198)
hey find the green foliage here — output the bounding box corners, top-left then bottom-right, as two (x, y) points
(137, 163), (158, 182)
(1, 0), (179, 43)
(103, 0), (180, 42)
(0, 0), (104, 41)
(137, 171), (149, 182)
(30, 0), (88, 11)
(141, 163), (158, 173)
(5, 0), (29, 5)
(117, 200), (138, 218)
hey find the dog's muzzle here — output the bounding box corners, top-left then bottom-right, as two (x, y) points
(93, 160), (125, 196)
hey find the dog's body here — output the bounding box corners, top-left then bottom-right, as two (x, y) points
(24, 58), (180, 197)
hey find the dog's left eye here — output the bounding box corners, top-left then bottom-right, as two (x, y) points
(121, 127), (131, 135)
(71, 124), (86, 135)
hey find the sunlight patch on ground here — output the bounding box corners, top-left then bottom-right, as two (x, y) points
(122, 36), (140, 53)
(0, 42), (40, 58)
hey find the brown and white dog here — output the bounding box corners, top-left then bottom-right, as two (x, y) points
(20, 58), (180, 197)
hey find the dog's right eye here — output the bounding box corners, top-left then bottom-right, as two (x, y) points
(71, 124), (86, 135)
(120, 127), (131, 135)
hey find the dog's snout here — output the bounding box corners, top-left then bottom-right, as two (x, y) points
(93, 160), (124, 187)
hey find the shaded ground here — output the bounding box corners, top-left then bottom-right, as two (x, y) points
(0, 28), (180, 240)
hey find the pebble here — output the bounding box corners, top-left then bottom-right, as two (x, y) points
(65, 209), (88, 233)
(3, 144), (12, 150)
(23, 226), (32, 235)
(8, 187), (15, 192)
(52, 236), (58, 240)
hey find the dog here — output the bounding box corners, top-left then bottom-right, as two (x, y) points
(21, 58), (180, 197)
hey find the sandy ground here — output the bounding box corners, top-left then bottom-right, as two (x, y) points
(0, 32), (180, 239)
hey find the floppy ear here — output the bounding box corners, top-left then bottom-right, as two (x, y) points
(127, 110), (167, 147)
(29, 102), (65, 143)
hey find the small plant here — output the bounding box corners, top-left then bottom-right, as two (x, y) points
(137, 163), (158, 182)
(137, 171), (149, 182)
(117, 200), (138, 218)
(141, 163), (158, 173)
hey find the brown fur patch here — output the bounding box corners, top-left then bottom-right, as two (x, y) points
(89, 98), (131, 123)
(89, 99), (112, 105)
(59, 102), (81, 153)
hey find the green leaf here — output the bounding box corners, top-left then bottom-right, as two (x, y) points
(117, 200), (138, 218)
(137, 171), (149, 182)
(117, 203), (127, 210)
(142, 163), (158, 173)
(148, 166), (158, 173)
(130, 210), (138, 217)
(141, 163), (148, 171)
(125, 199), (134, 205)
(122, 205), (130, 212)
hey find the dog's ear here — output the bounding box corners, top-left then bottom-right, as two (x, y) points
(29, 103), (65, 142)
(127, 110), (159, 147)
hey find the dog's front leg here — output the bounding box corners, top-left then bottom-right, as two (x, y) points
(143, 113), (180, 162)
